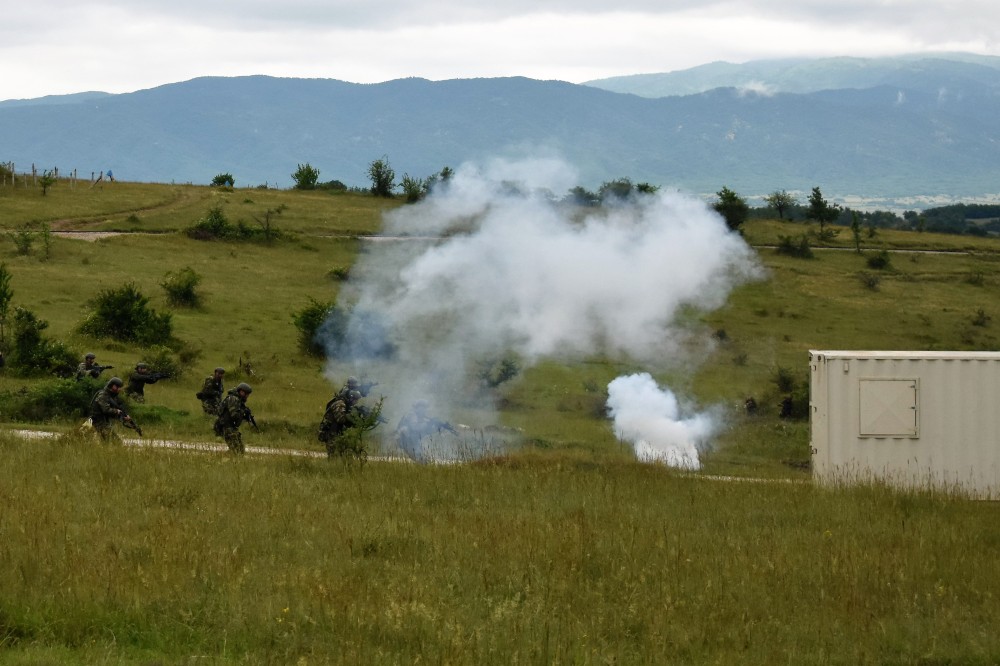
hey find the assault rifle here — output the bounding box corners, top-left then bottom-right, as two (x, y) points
(148, 371), (172, 382)
(119, 410), (144, 437)
(244, 406), (260, 432)
(77, 364), (114, 381)
(359, 379), (379, 396)
(430, 419), (459, 436)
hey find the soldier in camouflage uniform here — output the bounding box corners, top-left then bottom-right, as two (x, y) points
(89, 377), (134, 441)
(337, 376), (378, 401)
(395, 399), (456, 461)
(76, 353), (109, 381)
(126, 362), (165, 402)
(318, 389), (362, 456)
(215, 382), (253, 454)
(196, 366), (226, 414)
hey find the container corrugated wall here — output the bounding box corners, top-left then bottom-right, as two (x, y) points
(810, 351), (1000, 498)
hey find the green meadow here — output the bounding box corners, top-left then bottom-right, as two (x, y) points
(1, 178), (999, 664)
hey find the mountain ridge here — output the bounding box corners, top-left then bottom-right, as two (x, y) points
(3, 54), (999, 205)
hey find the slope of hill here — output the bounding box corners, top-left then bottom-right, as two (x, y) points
(3, 62), (1000, 201)
(584, 53), (1000, 97)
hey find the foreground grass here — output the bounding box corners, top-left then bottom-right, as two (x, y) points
(2, 434), (999, 664)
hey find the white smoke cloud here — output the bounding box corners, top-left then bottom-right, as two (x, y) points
(606, 373), (719, 470)
(325, 157), (761, 460)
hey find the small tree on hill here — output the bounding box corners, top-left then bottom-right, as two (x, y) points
(807, 186), (840, 241)
(713, 186), (749, 232)
(292, 163), (320, 190)
(764, 190), (798, 220)
(211, 172), (235, 187)
(39, 170), (56, 196)
(368, 156), (395, 197)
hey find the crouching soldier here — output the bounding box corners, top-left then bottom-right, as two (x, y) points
(215, 382), (253, 454)
(318, 389), (363, 457)
(88, 377), (136, 441)
(196, 366), (226, 414)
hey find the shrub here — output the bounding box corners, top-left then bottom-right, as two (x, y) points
(776, 234), (814, 258)
(78, 282), (173, 345)
(478, 356), (521, 388)
(866, 250), (892, 270)
(292, 298), (336, 356)
(8, 225), (35, 256)
(0, 378), (97, 421)
(327, 266), (351, 281)
(186, 206), (233, 240)
(8, 306), (77, 377)
(859, 272), (881, 291)
(211, 172), (235, 187)
(160, 267), (203, 308)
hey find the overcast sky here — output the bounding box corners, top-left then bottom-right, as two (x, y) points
(3, 0), (999, 101)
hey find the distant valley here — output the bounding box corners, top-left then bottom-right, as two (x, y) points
(3, 53), (1000, 208)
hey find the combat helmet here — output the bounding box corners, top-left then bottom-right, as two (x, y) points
(85, 352), (96, 360)
(135, 362), (149, 371)
(106, 377), (124, 389)
(236, 382), (253, 395)
(347, 390), (362, 402)
(346, 376), (359, 389)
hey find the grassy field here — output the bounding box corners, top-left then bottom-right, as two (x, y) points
(2, 177), (1000, 663)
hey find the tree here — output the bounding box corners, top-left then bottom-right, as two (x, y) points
(598, 178), (634, 202)
(367, 156), (395, 197)
(291, 163), (320, 190)
(713, 186), (749, 232)
(850, 212), (863, 254)
(806, 186), (840, 241)
(211, 172), (235, 187)
(0, 263), (12, 350)
(764, 190), (798, 220)
(38, 170), (56, 196)
(400, 174), (425, 203)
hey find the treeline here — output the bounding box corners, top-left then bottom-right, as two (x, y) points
(751, 198), (1000, 237)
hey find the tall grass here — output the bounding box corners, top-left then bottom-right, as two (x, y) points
(2, 434), (999, 664)
(2, 184), (1000, 662)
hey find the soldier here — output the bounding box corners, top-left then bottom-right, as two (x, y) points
(126, 362), (168, 402)
(196, 367), (226, 415)
(215, 382), (253, 454)
(88, 377), (135, 441)
(337, 375), (378, 400)
(76, 353), (111, 381)
(318, 389), (363, 456)
(395, 399), (457, 461)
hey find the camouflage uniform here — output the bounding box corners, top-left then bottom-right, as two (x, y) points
(318, 390), (362, 456)
(76, 353), (108, 381)
(215, 385), (251, 454)
(196, 368), (225, 415)
(89, 378), (128, 440)
(126, 363), (162, 403)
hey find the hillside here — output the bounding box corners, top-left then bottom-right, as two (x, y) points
(3, 56), (1000, 202)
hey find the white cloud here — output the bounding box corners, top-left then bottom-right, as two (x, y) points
(2, 1), (999, 99)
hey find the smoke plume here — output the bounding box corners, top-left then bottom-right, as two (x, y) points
(606, 373), (719, 470)
(324, 157), (761, 462)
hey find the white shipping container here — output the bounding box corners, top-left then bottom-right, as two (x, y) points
(810, 350), (1000, 498)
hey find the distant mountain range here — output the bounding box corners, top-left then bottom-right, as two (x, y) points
(3, 53), (1000, 206)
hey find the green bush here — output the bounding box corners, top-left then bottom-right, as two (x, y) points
(292, 298), (337, 356)
(866, 249), (892, 270)
(8, 307), (78, 377)
(776, 234), (814, 258)
(186, 206), (234, 240)
(160, 267), (203, 307)
(211, 172), (235, 187)
(0, 377), (97, 421)
(78, 282), (173, 345)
